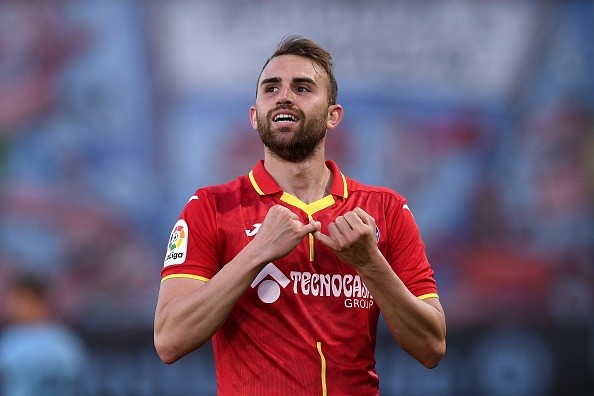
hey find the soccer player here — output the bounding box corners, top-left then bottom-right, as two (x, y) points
(154, 35), (446, 395)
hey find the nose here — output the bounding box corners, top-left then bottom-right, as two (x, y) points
(276, 85), (294, 105)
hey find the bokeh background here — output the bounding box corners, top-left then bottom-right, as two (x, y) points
(1, 1), (593, 395)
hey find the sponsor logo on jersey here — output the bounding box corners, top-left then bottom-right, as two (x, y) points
(252, 263), (374, 309)
(247, 215), (375, 308)
(251, 263), (290, 303)
(245, 223), (262, 237)
(164, 219), (188, 266)
(290, 271), (374, 309)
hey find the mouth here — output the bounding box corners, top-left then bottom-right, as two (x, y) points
(272, 112), (300, 124)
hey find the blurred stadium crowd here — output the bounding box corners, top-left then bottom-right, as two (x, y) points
(0, 1), (592, 395)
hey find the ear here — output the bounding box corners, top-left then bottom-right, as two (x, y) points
(249, 106), (258, 130)
(326, 104), (343, 130)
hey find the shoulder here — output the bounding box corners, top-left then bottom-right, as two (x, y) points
(184, 175), (256, 215)
(345, 176), (406, 204)
(192, 174), (253, 201)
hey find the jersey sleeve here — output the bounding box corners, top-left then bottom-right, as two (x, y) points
(385, 198), (438, 299)
(161, 189), (220, 282)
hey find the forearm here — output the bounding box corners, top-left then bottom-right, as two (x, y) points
(357, 251), (446, 368)
(155, 245), (266, 363)
(155, 207), (321, 363)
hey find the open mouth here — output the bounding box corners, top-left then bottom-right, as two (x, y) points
(273, 113), (299, 123)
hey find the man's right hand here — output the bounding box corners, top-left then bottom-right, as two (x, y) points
(250, 205), (320, 263)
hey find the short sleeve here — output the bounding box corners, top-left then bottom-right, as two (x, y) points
(161, 189), (220, 282)
(385, 199), (437, 298)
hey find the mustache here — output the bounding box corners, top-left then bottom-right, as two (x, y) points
(267, 104), (304, 120)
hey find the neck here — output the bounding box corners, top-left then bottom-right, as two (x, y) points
(263, 151), (332, 204)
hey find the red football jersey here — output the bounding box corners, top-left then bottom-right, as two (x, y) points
(161, 160), (438, 395)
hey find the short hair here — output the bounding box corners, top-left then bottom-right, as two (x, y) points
(10, 273), (48, 300)
(257, 35), (338, 105)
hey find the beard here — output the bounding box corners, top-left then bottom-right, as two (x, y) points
(257, 106), (328, 163)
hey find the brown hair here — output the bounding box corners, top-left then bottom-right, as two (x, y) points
(257, 35), (338, 105)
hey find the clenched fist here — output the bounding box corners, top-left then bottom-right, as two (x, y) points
(251, 205), (321, 263)
(314, 207), (380, 270)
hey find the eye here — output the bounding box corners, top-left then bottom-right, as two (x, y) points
(264, 85), (278, 93)
(295, 85), (310, 93)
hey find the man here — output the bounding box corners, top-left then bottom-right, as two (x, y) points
(154, 35), (446, 395)
(0, 273), (88, 396)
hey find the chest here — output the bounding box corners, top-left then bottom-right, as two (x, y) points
(216, 195), (386, 264)
(215, 196), (385, 313)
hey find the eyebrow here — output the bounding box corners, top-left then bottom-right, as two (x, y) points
(259, 76), (317, 87)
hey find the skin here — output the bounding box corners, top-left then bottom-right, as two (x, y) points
(154, 54), (446, 369)
(3, 287), (50, 324)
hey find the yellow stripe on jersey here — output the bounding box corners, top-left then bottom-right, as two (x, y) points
(161, 274), (209, 283)
(248, 170), (265, 195)
(340, 172), (348, 198)
(280, 192), (336, 216)
(305, 195), (336, 215)
(307, 214), (314, 261)
(316, 342), (327, 396)
(280, 193), (336, 262)
(418, 293), (439, 300)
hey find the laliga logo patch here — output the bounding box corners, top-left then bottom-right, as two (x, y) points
(164, 219), (188, 266)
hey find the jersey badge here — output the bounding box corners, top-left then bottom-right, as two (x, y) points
(245, 223), (262, 237)
(164, 219), (188, 266)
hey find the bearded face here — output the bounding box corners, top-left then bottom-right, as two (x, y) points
(256, 104), (328, 163)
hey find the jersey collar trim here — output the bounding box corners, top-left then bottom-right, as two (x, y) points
(248, 160), (348, 199)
